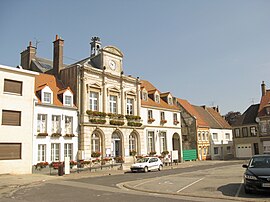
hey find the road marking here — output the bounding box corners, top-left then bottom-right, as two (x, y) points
(176, 177), (205, 193)
(235, 179), (243, 197)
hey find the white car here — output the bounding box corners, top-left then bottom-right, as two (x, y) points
(130, 157), (163, 172)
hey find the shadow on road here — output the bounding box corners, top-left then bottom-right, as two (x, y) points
(217, 183), (270, 199)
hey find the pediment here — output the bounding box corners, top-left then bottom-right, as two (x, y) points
(103, 46), (123, 57)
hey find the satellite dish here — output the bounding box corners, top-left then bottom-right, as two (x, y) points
(255, 117), (260, 123)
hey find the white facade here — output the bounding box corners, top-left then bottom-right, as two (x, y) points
(141, 106), (182, 158)
(210, 128), (233, 160)
(0, 64), (38, 174)
(33, 104), (78, 164)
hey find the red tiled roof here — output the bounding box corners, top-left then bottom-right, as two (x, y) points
(206, 107), (231, 129)
(141, 80), (179, 110)
(258, 90), (270, 117)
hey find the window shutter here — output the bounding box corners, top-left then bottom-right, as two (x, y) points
(0, 143), (21, 160)
(2, 110), (21, 126)
(4, 79), (22, 95)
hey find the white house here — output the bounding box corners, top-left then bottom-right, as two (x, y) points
(0, 64), (38, 174)
(32, 73), (78, 165)
(140, 80), (182, 161)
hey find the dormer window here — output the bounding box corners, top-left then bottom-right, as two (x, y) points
(168, 97), (172, 105)
(43, 92), (52, 104)
(142, 92), (148, 101)
(155, 94), (160, 103)
(64, 95), (72, 106)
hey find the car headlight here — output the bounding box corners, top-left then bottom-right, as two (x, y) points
(245, 174), (257, 180)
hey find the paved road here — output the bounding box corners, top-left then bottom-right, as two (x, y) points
(1, 160), (269, 202)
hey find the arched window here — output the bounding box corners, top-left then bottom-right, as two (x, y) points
(91, 133), (100, 152)
(129, 134), (136, 152)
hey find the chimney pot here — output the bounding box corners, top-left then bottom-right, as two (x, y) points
(261, 81), (266, 96)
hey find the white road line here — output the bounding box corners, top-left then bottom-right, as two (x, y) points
(176, 177), (205, 193)
(235, 179), (243, 197)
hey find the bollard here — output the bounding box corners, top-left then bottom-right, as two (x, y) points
(58, 163), (64, 176)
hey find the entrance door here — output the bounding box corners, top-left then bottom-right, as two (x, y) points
(172, 133), (181, 162)
(112, 133), (121, 157)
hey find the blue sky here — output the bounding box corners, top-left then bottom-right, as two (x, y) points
(1, 0), (270, 115)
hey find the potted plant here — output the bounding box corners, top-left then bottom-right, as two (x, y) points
(91, 151), (101, 158)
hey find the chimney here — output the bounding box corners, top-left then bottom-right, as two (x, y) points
(90, 36), (101, 57)
(53, 34), (64, 77)
(20, 41), (36, 70)
(261, 81), (266, 96)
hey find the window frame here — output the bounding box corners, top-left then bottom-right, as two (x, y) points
(2, 110), (21, 126)
(4, 79), (23, 95)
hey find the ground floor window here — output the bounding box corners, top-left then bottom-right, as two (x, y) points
(160, 132), (167, 152)
(51, 143), (60, 161)
(64, 143), (73, 160)
(38, 144), (46, 162)
(91, 133), (100, 152)
(0, 143), (21, 160)
(226, 146), (231, 154)
(129, 134), (136, 152)
(147, 131), (155, 153)
(214, 147), (219, 155)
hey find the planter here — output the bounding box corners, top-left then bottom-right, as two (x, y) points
(110, 120), (125, 126)
(89, 119), (106, 124)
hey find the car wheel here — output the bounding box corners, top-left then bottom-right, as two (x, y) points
(158, 165), (163, 171)
(144, 166), (148, 173)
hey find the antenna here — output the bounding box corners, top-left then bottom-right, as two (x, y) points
(34, 37), (41, 51)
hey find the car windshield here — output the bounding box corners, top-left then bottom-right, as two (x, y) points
(249, 156), (270, 168)
(137, 158), (149, 163)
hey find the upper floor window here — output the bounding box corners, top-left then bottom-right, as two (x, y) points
(43, 92), (52, 104)
(168, 97), (173, 105)
(52, 115), (61, 133)
(173, 113), (178, 121)
(89, 92), (98, 111)
(225, 133), (230, 140)
(37, 114), (47, 133)
(126, 98), (134, 115)
(198, 132), (201, 141)
(148, 110), (153, 119)
(212, 133), (218, 141)
(202, 133), (205, 141)
(4, 79), (22, 95)
(242, 127), (248, 137)
(2, 110), (21, 126)
(64, 95), (72, 106)
(160, 112), (165, 121)
(250, 126), (257, 137)
(234, 128), (240, 138)
(65, 116), (73, 134)
(109, 95), (117, 114)
(260, 122), (267, 133)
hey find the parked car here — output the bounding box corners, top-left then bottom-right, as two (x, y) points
(242, 154), (270, 194)
(130, 157), (163, 172)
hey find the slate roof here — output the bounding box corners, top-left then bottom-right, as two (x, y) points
(140, 80), (179, 110)
(177, 98), (209, 127)
(233, 104), (259, 126)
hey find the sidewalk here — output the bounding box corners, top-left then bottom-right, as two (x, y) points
(0, 160), (245, 198)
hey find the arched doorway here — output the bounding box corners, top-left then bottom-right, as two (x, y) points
(172, 133), (182, 162)
(112, 132), (122, 157)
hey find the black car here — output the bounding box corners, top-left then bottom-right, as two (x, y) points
(242, 154), (270, 194)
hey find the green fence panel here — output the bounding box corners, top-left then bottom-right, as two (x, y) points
(183, 149), (197, 161)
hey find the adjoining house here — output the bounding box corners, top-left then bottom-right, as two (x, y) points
(0, 64), (38, 174)
(140, 80), (182, 161)
(33, 73), (78, 165)
(193, 106), (233, 160)
(232, 104), (260, 158)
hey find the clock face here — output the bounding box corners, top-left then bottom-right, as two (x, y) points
(108, 60), (116, 70)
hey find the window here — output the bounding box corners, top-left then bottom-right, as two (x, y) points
(214, 147), (219, 155)
(43, 92), (52, 104)
(205, 132), (209, 141)
(227, 146), (231, 154)
(142, 92), (148, 101)
(52, 115), (61, 133)
(91, 133), (100, 152)
(2, 110), (21, 126)
(64, 143), (73, 160)
(155, 94), (160, 103)
(65, 116), (73, 134)
(234, 128), (240, 138)
(64, 95), (72, 106)
(260, 122), (267, 133)
(202, 133), (205, 141)
(160, 132), (167, 152)
(89, 92), (98, 111)
(160, 112), (165, 121)
(127, 98), (133, 115)
(212, 133), (218, 141)
(242, 127), (248, 137)
(51, 143), (60, 161)
(198, 132), (201, 141)
(37, 114), (47, 133)
(147, 131), (155, 153)
(148, 110), (153, 119)
(250, 126), (257, 137)
(168, 97), (172, 105)
(0, 143), (21, 160)
(225, 133), (230, 140)
(173, 113), (178, 122)
(109, 95), (117, 114)
(129, 134), (136, 152)
(38, 144), (46, 162)
(4, 79), (22, 95)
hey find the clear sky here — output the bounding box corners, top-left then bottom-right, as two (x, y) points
(1, 0), (270, 115)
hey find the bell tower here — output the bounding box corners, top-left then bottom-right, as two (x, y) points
(90, 36), (101, 57)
